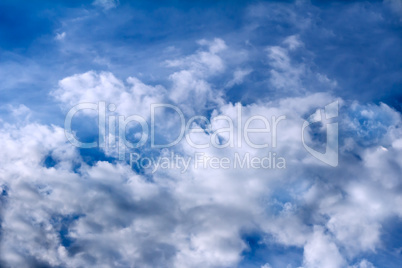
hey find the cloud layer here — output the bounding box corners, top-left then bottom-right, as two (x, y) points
(1, 1), (402, 268)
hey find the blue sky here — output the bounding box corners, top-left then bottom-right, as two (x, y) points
(0, 1), (402, 267)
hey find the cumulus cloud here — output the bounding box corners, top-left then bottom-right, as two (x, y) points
(166, 38), (227, 114)
(52, 71), (166, 119)
(303, 226), (346, 268)
(1, 34), (402, 268)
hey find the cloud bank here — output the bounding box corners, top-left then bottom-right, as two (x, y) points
(1, 1), (402, 268)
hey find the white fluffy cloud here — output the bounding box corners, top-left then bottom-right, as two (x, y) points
(1, 36), (402, 268)
(53, 71), (166, 119)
